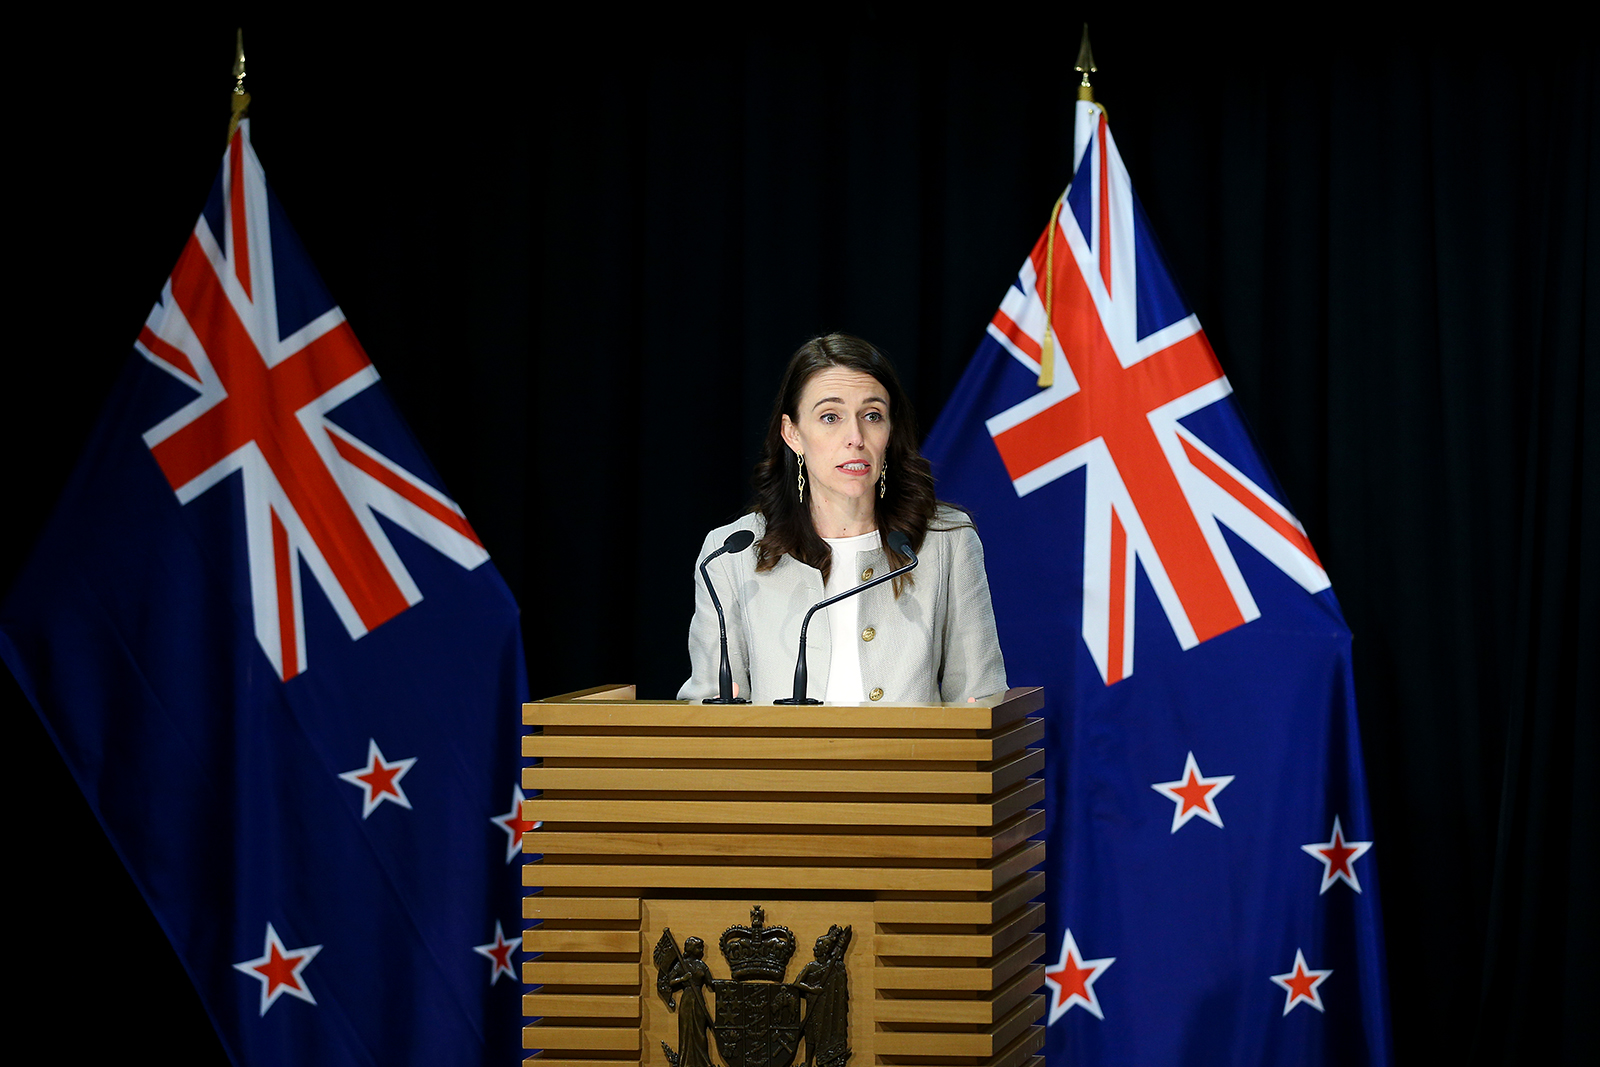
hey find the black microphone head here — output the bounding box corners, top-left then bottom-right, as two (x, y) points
(724, 529), (756, 553)
(886, 530), (914, 557)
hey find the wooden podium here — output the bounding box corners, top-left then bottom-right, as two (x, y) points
(521, 686), (1046, 1067)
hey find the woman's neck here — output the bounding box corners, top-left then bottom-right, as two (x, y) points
(809, 495), (877, 539)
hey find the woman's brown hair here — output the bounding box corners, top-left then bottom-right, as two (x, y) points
(752, 333), (966, 591)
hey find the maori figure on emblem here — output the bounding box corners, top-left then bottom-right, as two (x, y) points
(653, 907), (853, 1067)
(794, 925), (852, 1067)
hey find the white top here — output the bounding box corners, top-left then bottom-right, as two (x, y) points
(820, 530), (880, 703)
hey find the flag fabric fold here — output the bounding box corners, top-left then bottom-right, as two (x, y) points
(924, 99), (1392, 1066)
(1, 119), (528, 1066)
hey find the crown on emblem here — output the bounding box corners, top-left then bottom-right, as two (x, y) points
(719, 906), (796, 982)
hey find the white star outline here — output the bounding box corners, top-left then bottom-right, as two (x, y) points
(1044, 928), (1116, 1022)
(492, 785), (541, 863)
(1270, 948), (1333, 1015)
(1150, 750), (1235, 832)
(473, 920), (522, 985)
(1301, 815), (1373, 894)
(232, 922), (323, 1016)
(337, 738), (417, 818)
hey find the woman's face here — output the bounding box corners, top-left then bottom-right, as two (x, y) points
(780, 366), (891, 512)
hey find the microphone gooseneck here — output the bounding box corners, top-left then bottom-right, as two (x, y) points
(774, 531), (919, 705)
(700, 529), (757, 704)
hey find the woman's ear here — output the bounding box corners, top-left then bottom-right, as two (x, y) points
(780, 414), (800, 453)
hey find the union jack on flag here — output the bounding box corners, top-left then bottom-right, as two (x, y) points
(2, 119), (527, 1065)
(925, 99), (1392, 1066)
(136, 122), (488, 680)
(981, 106), (1328, 685)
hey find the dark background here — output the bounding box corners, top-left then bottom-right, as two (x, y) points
(5, 13), (1593, 1066)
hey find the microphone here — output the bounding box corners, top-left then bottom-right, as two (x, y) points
(774, 530), (919, 705)
(700, 529), (757, 704)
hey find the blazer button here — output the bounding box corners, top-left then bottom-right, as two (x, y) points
(869, 687), (884, 701)
(860, 566), (874, 581)
(861, 627), (876, 642)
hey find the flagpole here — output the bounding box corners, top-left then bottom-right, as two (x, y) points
(227, 28), (250, 140)
(1037, 25), (1099, 389)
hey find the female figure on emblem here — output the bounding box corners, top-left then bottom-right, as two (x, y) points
(678, 334), (1007, 704)
(664, 937), (714, 1067)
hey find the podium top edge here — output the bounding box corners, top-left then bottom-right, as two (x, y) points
(524, 686), (1043, 728)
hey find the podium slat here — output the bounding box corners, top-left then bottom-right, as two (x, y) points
(875, 933), (1045, 990)
(524, 749), (1043, 793)
(524, 779), (1042, 827)
(529, 811), (1041, 860)
(523, 896), (640, 920)
(873, 996), (1043, 1056)
(522, 961), (638, 984)
(524, 718), (1043, 762)
(523, 929), (638, 953)
(523, 995), (639, 1018)
(876, 902), (1045, 957)
(530, 859), (1026, 892)
(523, 1026), (639, 1051)
(872, 965), (1044, 1023)
(879, 1031), (1044, 1067)
(526, 688), (1042, 730)
(874, 870), (1046, 925)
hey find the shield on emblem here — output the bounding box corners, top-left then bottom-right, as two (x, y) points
(710, 979), (803, 1067)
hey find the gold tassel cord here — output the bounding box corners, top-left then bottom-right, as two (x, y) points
(1038, 194), (1064, 388)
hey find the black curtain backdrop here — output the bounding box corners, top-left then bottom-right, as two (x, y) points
(6, 15), (1593, 1066)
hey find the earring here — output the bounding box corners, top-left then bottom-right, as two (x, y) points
(797, 454), (806, 503)
(879, 457), (888, 499)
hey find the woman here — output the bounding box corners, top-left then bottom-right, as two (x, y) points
(678, 333), (1006, 704)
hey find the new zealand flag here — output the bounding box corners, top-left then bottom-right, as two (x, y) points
(924, 100), (1392, 1065)
(0, 120), (530, 1065)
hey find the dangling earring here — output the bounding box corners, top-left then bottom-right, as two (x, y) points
(879, 457), (888, 499)
(797, 454), (806, 503)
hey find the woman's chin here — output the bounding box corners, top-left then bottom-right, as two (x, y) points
(820, 483), (874, 503)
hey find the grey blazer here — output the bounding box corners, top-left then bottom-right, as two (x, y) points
(678, 506), (1007, 704)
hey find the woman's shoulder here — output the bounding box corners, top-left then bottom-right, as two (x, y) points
(926, 503), (981, 542)
(715, 512), (766, 538)
(921, 504), (985, 565)
(697, 512), (767, 554)
(929, 502), (976, 529)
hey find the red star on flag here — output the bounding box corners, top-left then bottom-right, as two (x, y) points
(1043, 928), (1115, 1022)
(337, 739), (417, 818)
(1271, 948), (1332, 1015)
(1301, 815), (1373, 894)
(1150, 750), (1234, 832)
(492, 785), (541, 863)
(232, 922), (322, 1016)
(473, 920), (522, 985)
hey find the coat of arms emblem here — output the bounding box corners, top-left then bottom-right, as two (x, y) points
(654, 906), (852, 1067)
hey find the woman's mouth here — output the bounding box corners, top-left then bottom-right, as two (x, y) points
(838, 462), (871, 475)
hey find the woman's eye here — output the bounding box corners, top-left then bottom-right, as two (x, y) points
(820, 412), (839, 423)
(864, 411), (883, 422)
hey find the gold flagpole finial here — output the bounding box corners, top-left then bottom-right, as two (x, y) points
(1075, 24), (1097, 102)
(227, 28), (251, 141)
